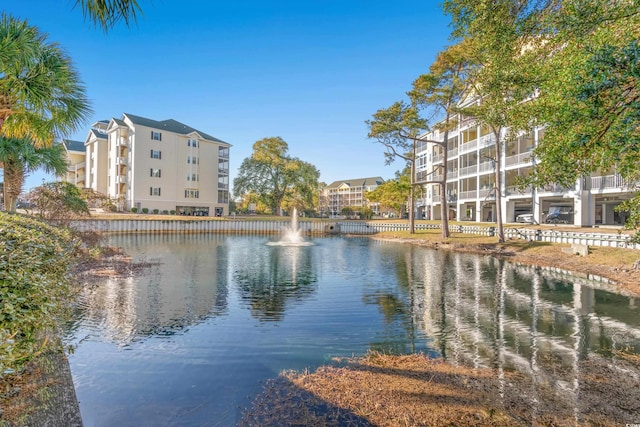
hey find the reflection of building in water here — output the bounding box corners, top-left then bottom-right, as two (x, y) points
(407, 249), (640, 418)
(77, 234), (229, 343)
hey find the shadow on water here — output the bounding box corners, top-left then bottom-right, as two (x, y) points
(238, 376), (374, 426)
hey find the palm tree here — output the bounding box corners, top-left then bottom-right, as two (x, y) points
(0, 13), (91, 147)
(75, 0), (142, 30)
(0, 137), (69, 212)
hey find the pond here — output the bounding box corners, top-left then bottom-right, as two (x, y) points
(66, 234), (640, 426)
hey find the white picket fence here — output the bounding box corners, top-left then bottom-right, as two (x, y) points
(69, 219), (640, 250)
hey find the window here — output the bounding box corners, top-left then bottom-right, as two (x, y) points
(187, 156), (190, 164)
(150, 187), (161, 196)
(150, 168), (161, 178)
(151, 150), (162, 159)
(184, 189), (199, 198)
(187, 156), (199, 164)
(151, 131), (162, 141)
(192, 173), (198, 182)
(188, 139), (198, 148)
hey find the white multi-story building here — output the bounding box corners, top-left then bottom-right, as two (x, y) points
(62, 138), (87, 188)
(416, 116), (633, 226)
(80, 113), (230, 216)
(321, 177), (383, 217)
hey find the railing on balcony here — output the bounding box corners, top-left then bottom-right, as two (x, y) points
(506, 185), (533, 196)
(115, 175), (126, 184)
(479, 161), (494, 174)
(541, 183), (574, 193)
(458, 164), (477, 177)
(458, 190), (477, 200)
(432, 195), (441, 203)
(505, 152), (533, 167)
(480, 134), (496, 147)
(115, 156), (126, 165)
(433, 153), (444, 163)
(116, 138), (129, 147)
(591, 174), (625, 190)
(447, 147), (458, 158)
(459, 139), (478, 153)
(447, 170), (459, 180)
(478, 188), (495, 199)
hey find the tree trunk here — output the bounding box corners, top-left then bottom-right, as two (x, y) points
(4, 160), (24, 213)
(494, 130), (505, 243)
(409, 138), (416, 234)
(441, 131), (450, 239)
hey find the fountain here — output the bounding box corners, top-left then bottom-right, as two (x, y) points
(267, 208), (314, 246)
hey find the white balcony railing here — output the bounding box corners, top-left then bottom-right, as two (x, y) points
(459, 139), (478, 153)
(480, 134), (496, 147)
(479, 162), (494, 174)
(458, 164), (477, 177)
(458, 190), (477, 200)
(591, 174), (625, 190)
(505, 152), (533, 167)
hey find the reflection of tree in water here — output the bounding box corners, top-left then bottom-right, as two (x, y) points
(235, 247), (317, 321)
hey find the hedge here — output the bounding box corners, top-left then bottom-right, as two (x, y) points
(0, 213), (79, 377)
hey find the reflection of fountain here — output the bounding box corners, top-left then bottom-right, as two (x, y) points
(267, 208), (314, 246)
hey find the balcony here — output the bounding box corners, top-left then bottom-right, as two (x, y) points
(479, 134), (496, 147)
(447, 147), (458, 158)
(433, 153), (444, 164)
(459, 139), (478, 154)
(479, 161), (494, 174)
(115, 156), (126, 165)
(478, 188), (495, 199)
(506, 185), (533, 196)
(446, 170), (459, 180)
(458, 190), (477, 200)
(115, 175), (126, 184)
(458, 164), (477, 177)
(591, 174), (625, 190)
(505, 152), (533, 168)
(116, 138), (129, 147)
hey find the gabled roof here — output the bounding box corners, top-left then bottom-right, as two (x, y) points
(90, 128), (107, 139)
(326, 177), (384, 189)
(62, 139), (86, 153)
(123, 113), (230, 145)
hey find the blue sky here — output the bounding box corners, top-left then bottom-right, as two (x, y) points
(4, 1), (452, 192)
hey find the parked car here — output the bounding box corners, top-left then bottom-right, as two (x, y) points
(515, 213), (534, 223)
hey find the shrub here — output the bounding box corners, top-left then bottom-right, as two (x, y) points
(162, 210), (169, 215)
(0, 213), (79, 376)
(170, 210), (176, 215)
(142, 208), (149, 214)
(152, 209), (159, 214)
(28, 181), (89, 226)
(130, 207), (138, 213)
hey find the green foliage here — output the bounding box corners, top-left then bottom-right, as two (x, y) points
(162, 210), (168, 215)
(0, 13), (91, 146)
(130, 207), (138, 213)
(365, 175), (411, 216)
(152, 209), (159, 214)
(233, 137), (320, 216)
(29, 181), (90, 226)
(0, 213), (79, 376)
(0, 138), (69, 212)
(142, 208), (149, 214)
(170, 210), (176, 215)
(76, 0), (142, 31)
